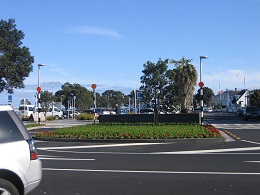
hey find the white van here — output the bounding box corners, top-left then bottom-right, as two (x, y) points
(46, 106), (63, 119)
(18, 105), (45, 122)
(18, 105), (35, 120)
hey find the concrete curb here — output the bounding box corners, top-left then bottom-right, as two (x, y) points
(32, 136), (226, 143)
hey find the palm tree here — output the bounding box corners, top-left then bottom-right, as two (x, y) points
(171, 57), (198, 112)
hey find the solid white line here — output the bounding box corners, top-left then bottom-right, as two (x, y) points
(38, 143), (166, 150)
(40, 157), (95, 161)
(152, 146), (260, 154)
(38, 150), (260, 155)
(42, 168), (260, 175)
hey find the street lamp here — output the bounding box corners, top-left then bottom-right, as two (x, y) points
(44, 81), (60, 116)
(37, 63), (45, 124)
(199, 56), (208, 122)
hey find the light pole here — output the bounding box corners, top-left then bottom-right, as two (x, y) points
(37, 63), (45, 124)
(44, 81), (60, 116)
(199, 56), (208, 121)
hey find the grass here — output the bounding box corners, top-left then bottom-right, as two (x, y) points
(33, 123), (222, 140)
(25, 123), (45, 128)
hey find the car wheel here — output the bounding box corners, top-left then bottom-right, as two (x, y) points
(0, 178), (20, 195)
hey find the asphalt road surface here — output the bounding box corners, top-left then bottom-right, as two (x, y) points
(28, 113), (260, 195)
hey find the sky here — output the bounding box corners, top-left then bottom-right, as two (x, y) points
(0, 0), (260, 108)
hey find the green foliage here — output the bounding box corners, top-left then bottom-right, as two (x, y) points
(0, 18), (34, 93)
(40, 90), (53, 109)
(140, 58), (169, 124)
(25, 123), (45, 128)
(195, 87), (214, 106)
(77, 113), (95, 120)
(249, 89), (260, 108)
(55, 82), (93, 110)
(20, 98), (32, 105)
(170, 57), (198, 111)
(34, 124), (222, 139)
(46, 116), (56, 121)
(102, 90), (126, 108)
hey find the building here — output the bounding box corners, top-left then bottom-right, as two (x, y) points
(212, 89), (249, 112)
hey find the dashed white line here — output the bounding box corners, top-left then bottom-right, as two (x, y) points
(242, 140), (260, 145)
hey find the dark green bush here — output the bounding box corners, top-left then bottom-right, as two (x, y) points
(46, 116), (56, 121)
(77, 113), (95, 120)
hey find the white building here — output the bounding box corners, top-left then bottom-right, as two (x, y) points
(212, 89), (249, 112)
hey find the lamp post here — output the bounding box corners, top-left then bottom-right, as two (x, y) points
(44, 81), (60, 116)
(37, 63), (45, 124)
(199, 56), (208, 122)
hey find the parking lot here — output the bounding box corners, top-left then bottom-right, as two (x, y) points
(27, 113), (260, 195)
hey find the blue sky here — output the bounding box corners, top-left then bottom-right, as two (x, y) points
(1, 0), (260, 108)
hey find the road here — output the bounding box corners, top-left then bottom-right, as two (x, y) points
(28, 113), (260, 195)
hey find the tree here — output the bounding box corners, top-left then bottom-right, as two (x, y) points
(55, 82), (93, 110)
(170, 57), (198, 112)
(195, 87), (214, 107)
(40, 90), (53, 110)
(0, 19), (34, 93)
(102, 90), (125, 108)
(140, 58), (169, 124)
(249, 89), (260, 108)
(20, 99), (31, 105)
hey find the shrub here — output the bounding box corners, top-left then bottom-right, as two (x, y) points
(46, 116), (56, 121)
(77, 113), (95, 120)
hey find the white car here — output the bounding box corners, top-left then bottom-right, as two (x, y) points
(0, 105), (42, 195)
(46, 106), (63, 119)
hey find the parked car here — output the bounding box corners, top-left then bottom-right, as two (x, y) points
(243, 106), (260, 121)
(193, 107), (202, 114)
(0, 104), (42, 194)
(237, 108), (245, 116)
(46, 106), (63, 119)
(140, 108), (154, 114)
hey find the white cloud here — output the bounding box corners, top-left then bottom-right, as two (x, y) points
(65, 26), (121, 38)
(203, 69), (260, 94)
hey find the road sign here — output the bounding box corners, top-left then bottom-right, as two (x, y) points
(91, 84), (97, 89)
(137, 92), (142, 101)
(198, 82), (204, 88)
(8, 95), (12, 103)
(36, 86), (41, 92)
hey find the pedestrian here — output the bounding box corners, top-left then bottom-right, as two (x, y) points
(115, 104), (121, 114)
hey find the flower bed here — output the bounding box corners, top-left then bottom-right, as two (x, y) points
(34, 124), (221, 140)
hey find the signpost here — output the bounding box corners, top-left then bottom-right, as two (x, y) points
(91, 84), (97, 123)
(36, 86), (41, 124)
(8, 95), (12, 103)
(198, 81), (204, 121)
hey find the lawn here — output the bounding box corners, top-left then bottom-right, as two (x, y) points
(33, 123), (222, 140)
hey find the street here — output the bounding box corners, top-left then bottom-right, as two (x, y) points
(28, 113), (260, 195)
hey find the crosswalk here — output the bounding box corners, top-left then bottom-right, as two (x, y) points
(210, 123), (260, 130)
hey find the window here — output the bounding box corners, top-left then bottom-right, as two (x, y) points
(0, 111), (24, 143)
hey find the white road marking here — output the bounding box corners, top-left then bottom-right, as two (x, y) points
(38, 143), (166, 150)
(242, 140), (260, 145)
(42, 168), (260, 175)
(152, 146), (260, 154)
(40, 157), (95, 161)
(244, 161), (260, 163)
